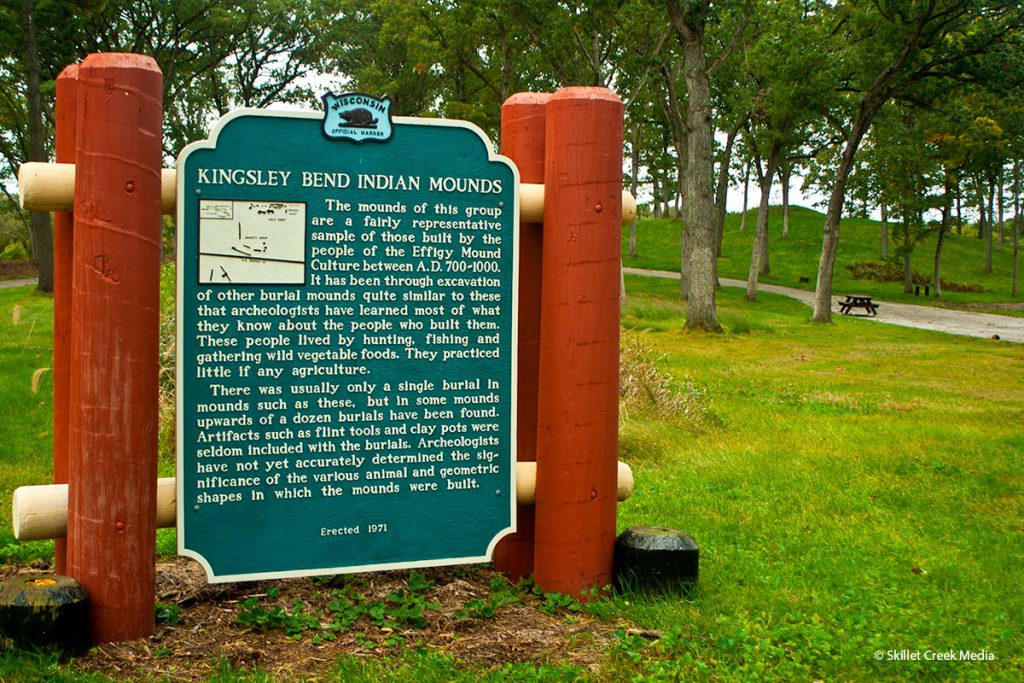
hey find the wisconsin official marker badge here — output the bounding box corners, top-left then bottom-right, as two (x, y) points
(321, 92), (393, 143)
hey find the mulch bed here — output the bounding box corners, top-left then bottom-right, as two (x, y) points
(2, 559), (627, 681)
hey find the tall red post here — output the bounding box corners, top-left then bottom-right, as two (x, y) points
(52, 64), (78, 575)
(533, 87), (623, 596)
(493, 93), (550, 580)
(66, 53), (163, 643)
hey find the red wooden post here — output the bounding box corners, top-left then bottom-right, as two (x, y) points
(52, 64), (78, 575)
(533, 87), (623, 596)
(66, 53), (163, 643)
(493, 93), (550, 579)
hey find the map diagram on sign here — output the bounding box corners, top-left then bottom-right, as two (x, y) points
(198, 200), (306, 284)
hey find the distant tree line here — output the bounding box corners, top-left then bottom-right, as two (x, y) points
(2, 0), (1023, 319)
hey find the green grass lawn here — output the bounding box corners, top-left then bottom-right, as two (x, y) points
(624, 205), (1023, 310)
(0, 286), (56, 564)
(615, 275), (1023, 681)
(0, 276), (1021, 681)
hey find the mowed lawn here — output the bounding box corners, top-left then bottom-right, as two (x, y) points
(0, 276), (1022, 681)
(624, 206), (1024, 311)
(615, 275), (1023, 681)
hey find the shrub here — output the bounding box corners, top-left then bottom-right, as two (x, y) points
(845, 260), (986, 293)
(0, 205), (29, 252)
(0, 242), (29, 262)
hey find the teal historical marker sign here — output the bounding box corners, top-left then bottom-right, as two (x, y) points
(176, 104), (519, 582)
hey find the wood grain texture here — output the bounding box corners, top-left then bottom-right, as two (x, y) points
(492, 92), (550, 580)
(534, 87), (623, 596)
(52, 63), (78, 575)
(66, 53), (163, 644)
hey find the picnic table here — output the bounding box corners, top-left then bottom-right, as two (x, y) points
(839, 295), (878, 316)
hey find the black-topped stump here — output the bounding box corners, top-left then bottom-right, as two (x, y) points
(0, 574), (90, 653)
(614, 526), (699, 593)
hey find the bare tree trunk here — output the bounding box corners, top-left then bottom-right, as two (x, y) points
(934, 176), (952, 298)
(881, 200), (889, 260)
(973, 174), (985, 240)
(652, 175), (661, 218)
(747, 156), (778, 301)
(668, 0), (720, 331)
(986, 180), (995, 274)
(675, 171), (683, 218)
(779, 162), (791, 238)
(813, 108), (875, 322)
(902, 212), (914, 294)
(759, 213), (770, 275)
(659, 61), (687, 214)
(998, 165), (1004, 249)
(628, 123), (641, 258)
(714, 123), (740, 259)
(977, 191), (986, 242)
(955, 180), (962, 235)
(1014, 157), (1020, 298)
(739, 162), (749, 232)
(21, 0), (53, 292)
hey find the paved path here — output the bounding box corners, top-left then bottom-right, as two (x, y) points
(0, 278), (37, 290)
(623, 267), (1024, 343)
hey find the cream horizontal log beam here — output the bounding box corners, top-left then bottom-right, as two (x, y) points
(14, 478), (178, 542)
(19, 163), (178, 216)
(12, 461), (634, 541)
(18, 162), (637, 224)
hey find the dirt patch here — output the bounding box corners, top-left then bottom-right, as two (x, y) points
(2, 560), (626, 680)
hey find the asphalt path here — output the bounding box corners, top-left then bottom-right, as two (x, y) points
(623, 267), (1024, 343)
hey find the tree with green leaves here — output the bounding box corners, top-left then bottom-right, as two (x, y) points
(811, 0), (1024, 322)
(737, 0), (831, 301)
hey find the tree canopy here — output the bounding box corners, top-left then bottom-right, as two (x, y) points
(1, 0), (1021, 310)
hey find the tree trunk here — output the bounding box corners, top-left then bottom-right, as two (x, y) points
(659, 61), (687, 216)
(779, 162), (791, 238)
(675, 171), (683, 218)
(933, 176), (952, 298)
(21, 0), (53, 292)
(813, 110), (874, 323)
(628, 122), (640, 258)
(977, 193), (986, 242)
(652, 175), (661, 218)
(902, 212), (913, 294)
(974, 175), (985, 240)
(746, 156), (778, 301)
(668, 0), (720, 331)
(759, 208), (771, 276)
(880, 200), (889, 260)
(986, 180), (994, 274)
(714, 123), (740, 259)
(998, 165), (1004, 249)
(739, 162), (749, 232)
(1014, 157), (1020, 298)
(955, 180), (962, 235)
